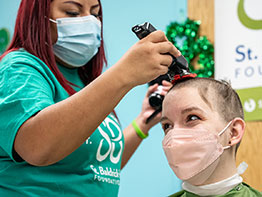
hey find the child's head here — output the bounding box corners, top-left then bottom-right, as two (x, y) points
(169, 78), (243, 121)
(161, 78), (245, 185)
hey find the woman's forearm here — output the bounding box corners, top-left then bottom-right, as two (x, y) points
(14, 30), (179, 166)
(121, 116), (152, 168)
(15, 65), (133, 166)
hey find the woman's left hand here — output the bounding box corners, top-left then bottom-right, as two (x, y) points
(121, 80), (172, 168)
(135, 80), (172, 134)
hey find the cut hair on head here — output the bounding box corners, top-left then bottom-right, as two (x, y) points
(170, 78), (244, 121)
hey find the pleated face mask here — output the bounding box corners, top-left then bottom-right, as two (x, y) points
(50, 15), (101, 67)
(162, 121), (232, 181)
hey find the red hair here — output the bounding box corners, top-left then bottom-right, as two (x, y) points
(1, 0), (107, 96)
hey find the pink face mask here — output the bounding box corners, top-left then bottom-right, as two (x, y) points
(162, 121), (232, 181)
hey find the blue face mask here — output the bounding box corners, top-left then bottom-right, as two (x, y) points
(50, 15), (101, 67)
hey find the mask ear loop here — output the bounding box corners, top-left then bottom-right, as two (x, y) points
(44, 16), (57, 24)
(43, 16), (56, 46)
(45, 16), (58, 24)
(218, 120), (233, 150)
(49, 18), (57, 24)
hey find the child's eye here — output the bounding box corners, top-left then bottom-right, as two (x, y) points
(186, 115), (200, 122)
(161, 123), (172, 133)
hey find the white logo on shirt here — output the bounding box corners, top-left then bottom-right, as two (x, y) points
(96, 116), (123, 164)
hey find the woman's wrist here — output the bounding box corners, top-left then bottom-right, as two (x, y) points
(132, 119), (148, 139)
(134, 115), (150, 136)
(106, 62), (136, 92)
(111, 60), (138, 90)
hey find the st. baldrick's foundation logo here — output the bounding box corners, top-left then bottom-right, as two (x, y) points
(238, 0), (262, 30)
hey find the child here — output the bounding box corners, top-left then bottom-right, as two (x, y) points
(161, 78), (262, 196)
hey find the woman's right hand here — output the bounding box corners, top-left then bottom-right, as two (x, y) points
(13, 31), (180, 167)
(114, 30), (181, 87)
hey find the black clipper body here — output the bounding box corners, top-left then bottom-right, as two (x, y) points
(132, 22), (196, 123)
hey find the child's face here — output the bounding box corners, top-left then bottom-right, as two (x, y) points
(161, 87), (228, 142)
(161, 86), (233, 184)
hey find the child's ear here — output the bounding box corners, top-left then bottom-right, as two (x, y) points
(229, 118), (245, 146)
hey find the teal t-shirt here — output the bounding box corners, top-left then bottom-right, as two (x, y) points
(0, 49), (124, 196)
(170, 183), (262, 197)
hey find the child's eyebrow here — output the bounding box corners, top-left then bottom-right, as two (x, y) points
(181, 107), (205, 115)
(160, 116), (168, 122)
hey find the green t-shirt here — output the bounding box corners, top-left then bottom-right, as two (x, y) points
(0, 49), (124, 196)
(170, 183), (262, 197)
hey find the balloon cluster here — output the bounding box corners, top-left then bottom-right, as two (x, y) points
(166, 18), (214, 77)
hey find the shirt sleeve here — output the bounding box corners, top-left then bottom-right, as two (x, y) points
(0, 55), (55, 162)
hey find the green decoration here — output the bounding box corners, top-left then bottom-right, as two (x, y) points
(166, 18), (214, 78)
(0, 28), (10, 55)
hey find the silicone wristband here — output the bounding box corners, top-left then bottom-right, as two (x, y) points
(132, 120), (148, 139)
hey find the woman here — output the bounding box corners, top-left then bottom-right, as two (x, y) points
(0, 0), (179, 196)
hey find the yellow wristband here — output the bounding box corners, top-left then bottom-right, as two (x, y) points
(132, 120), (148, 139)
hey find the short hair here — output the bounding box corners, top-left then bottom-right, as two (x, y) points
(169, 77), (244, 152)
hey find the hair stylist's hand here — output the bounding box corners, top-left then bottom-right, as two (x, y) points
(135, 80), (172, 134)
(115, 30), (180, 88)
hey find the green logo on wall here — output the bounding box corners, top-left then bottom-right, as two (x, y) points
(0, 28), (10, 54)
(238, 0), (262, 30)
(237, 87), (262, 121)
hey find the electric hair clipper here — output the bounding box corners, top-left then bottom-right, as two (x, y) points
(132, 22), (196, 123)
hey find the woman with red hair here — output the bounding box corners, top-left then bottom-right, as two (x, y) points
(0, 0), (179, 196)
